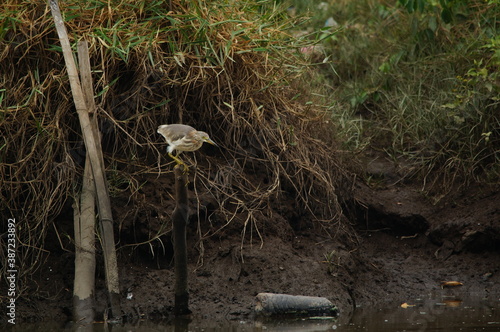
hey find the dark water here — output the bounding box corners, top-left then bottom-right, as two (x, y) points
(6, 296), (500, 331)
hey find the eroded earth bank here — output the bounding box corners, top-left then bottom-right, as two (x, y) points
(11, 154), (500, 326)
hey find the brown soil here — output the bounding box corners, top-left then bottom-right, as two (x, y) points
(9, 154), (500, 325)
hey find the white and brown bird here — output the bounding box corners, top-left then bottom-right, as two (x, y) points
(157, 124), (217, 169)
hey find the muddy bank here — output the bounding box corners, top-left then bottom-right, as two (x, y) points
(7, 162), (500, 325)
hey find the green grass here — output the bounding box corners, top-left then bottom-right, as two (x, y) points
(289, 0), (500, 195)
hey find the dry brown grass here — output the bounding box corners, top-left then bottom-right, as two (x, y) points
(0, 0), (353, 291)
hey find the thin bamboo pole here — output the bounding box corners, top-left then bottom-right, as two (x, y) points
(49, 0), (121, 319)
(73, 157), (96, 324)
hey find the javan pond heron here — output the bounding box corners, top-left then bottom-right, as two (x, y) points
(157, 124), (217, 169)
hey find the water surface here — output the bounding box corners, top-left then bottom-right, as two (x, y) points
(7, 295), (500, 331)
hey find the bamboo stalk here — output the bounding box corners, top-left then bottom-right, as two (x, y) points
(49, 0), (121, 319)
(73, 157), (96, 324)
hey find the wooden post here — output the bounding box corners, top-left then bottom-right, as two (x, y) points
(172, 166), (191, 316)
(50, 0), (121, 319)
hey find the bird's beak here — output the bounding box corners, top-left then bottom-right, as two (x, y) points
(206, 138), (218, 147)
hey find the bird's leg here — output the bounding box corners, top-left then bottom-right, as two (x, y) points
(168, 152), (189, 173)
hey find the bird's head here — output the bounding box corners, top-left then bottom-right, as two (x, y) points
(196, 131), (218, 147)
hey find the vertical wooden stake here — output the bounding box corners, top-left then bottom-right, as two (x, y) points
(172, 166), (191, 316)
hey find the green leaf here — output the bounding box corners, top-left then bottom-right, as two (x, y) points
(428, 16), (438, 32)
(406, 0), (415, 13)
(442, 103), (458, 109)
(416, 0), (425, 12)
(379, 62), (391, 73)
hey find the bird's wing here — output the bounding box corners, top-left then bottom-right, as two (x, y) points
(158, 124), (195, 142)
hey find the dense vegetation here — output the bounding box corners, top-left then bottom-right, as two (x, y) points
(290, 0), (499, 195)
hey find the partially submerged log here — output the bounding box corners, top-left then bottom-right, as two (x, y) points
(255, 293), (338, 316)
